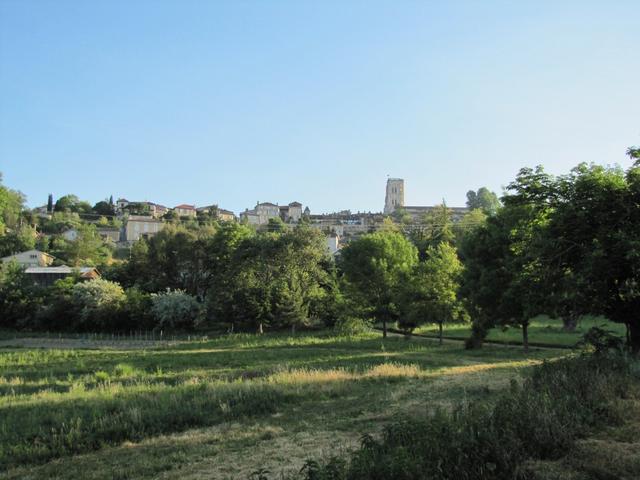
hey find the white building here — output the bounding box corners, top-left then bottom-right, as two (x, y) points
(125, 215), (164, 242)
(326, 233), (341, 255)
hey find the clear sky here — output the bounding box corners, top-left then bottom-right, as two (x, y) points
(1, 1), (638, 214)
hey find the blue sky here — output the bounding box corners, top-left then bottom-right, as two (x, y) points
(1, 1), (638, 214)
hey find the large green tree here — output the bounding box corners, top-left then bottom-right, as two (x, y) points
(400, 242), (466, 344)
(466, 187), (501, 215)
(0, 174), (27, 234)
(339, 230), (418, 337)
(460, 167), (554, 352)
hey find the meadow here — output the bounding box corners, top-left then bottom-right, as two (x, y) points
(0, 329), (566, 479)
(414, 315), (626, 347)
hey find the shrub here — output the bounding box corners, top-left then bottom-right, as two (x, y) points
(334, 316), (371, 336)
(150, 289), (201, 330)
(71, 279), (126, 331)
(578, 326), (625, 354)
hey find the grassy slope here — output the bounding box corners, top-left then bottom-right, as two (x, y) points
(0, 332), (565, 479)
(414, 315), (626, 347)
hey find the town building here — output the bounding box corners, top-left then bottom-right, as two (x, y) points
(124, 215), (164, 242)
(218, 209), (235, 222)
(384, 178), (405, 214)
(174, 204), (197, 217)
(240, 202), (281, 225)
(61, 228), (79, 241)
(96, 227), (122, 243)
(279, 202), (304, 223)
(2, 250), (55, 268)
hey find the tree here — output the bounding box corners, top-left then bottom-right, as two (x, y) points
(340, 230), (418, 337)
(0, 261), (42, 329)
(47, 194), (53, 213)
(460, 166), (554, 352)
(408, 203), (454, 260)
(0, 174), (27, 234)
(466, 187), (501, 215)
(58, 223), (112, 266)
(93, 200), (115, 216)
(0, 225), (36, 257)
(536, 159), (640, 352)
(400, 243), (466, 344)
(54, 194), (80, 212)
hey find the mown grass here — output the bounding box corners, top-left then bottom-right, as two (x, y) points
(0, 331), (566, 479)
(414, 315), (626, 347)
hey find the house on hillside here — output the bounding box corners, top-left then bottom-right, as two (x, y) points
(174, 204), (197, 217)
(97, 227), (122, 243)
(25, 266), (100, 286)
(2, 250), (55, 268)
(279, 202), (304, 223)
(196, 205), (236, 222)
(61, 228), (79, 241)
(124, 216), (164, 242)
(218, 209), (235, 222)
(240, 202), (280, 225)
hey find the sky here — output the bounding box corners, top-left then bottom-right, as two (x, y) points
(1, 0), (639, 214)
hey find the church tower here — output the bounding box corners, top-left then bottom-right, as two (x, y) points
(384, 178), (404, 214)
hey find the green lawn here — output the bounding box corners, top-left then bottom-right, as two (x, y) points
(0, 331), (568, 479)
(414, 315), (626, 347)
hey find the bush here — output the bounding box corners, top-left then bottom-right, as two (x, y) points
(150, 289), (201, 330)
(0, 261), (42, 329)
(579, 326), (625, 354)
(71, 279), (126, 331)
(334, 316), (371, 336)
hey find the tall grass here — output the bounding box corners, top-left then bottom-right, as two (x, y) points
(294, 353), (639, 480)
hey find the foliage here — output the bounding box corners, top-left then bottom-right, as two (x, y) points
(0, 225), (36, 257)
(400, 242), (467, 343)
(339, 230), (418, 337)
(0, 173), (27, 234)
(295, 353), (637, 480)
(71, 279), (126, 331)
(466, 187), (501, 215)
(53, 223), (113, 266)
(407, 203), (455, 259)
(54, 194), (92, 214)
(579, 326), (625, 355)
(150, 289), (201, 330)
(334, 315), (371, 336)
(0, 261), (42, 328)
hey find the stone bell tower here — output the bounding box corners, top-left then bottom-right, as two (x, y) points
(384, 178), (404, 214)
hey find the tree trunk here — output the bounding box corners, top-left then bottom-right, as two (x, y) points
(291, 323), (296, 335)
(382, 318), (387, 338)
(629, 320), (640, 355)
(258, 322), (263, 334)
(438, 322), (443, 345)
(522, 322), (529, 353)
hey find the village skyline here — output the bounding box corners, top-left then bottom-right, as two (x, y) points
(2, 1), (638, 214)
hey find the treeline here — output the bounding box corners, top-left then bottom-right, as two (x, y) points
(1, 149), (639, 352)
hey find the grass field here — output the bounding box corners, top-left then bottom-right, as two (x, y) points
(414, 315), (626, 347)
(0, 331), (567, 479)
